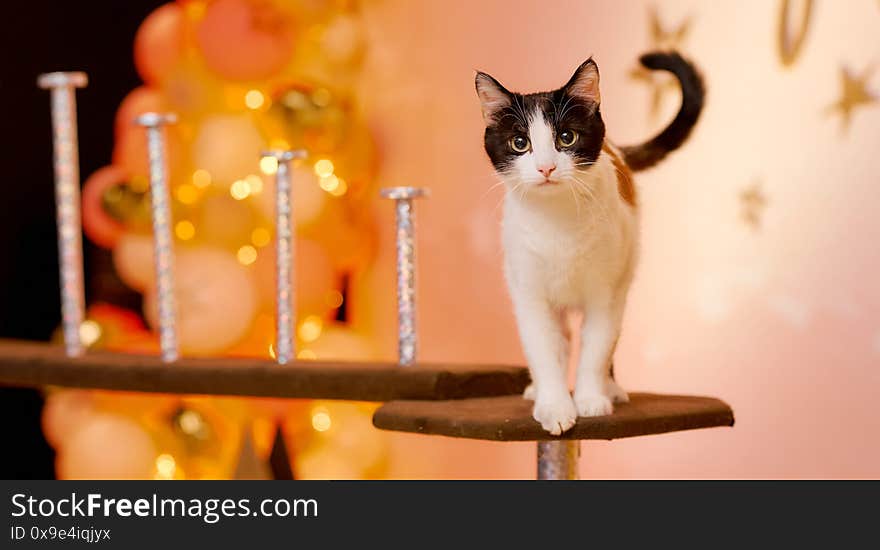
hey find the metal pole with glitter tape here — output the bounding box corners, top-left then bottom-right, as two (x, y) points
(262, 149), (307, 365)
(135, 112), (179, 363)
(537, 441), (580, 480)
(38, 72), (88, 357)
(380, 187), (428, 366)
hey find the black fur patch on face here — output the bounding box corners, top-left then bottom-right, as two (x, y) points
(476, 64), (606, 175)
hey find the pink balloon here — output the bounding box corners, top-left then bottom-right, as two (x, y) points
(41, 390), (97, 449)
(253, 237), (338, 316)
(113, 232), (155, 292)
(307, 324), (378, 361)
(134, 3), (185, 84)
(57, 414), (157, 480)
(143, 247), (259, 354)
(196, 0), (295, 81)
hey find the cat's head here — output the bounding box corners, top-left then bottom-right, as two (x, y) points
(476, 58), (605, 195)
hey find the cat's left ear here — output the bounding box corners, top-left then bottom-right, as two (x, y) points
(475, 71), (512, 124)
(563, 58), (601, 105)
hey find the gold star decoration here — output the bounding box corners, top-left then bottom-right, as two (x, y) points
(630, 6), (692, 118)
(827, 65), (877, 133)
(740, 181), (767, 230)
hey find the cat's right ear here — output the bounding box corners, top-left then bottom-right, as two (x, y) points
(475, 71), (512, 124)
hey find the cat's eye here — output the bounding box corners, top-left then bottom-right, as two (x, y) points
(509, 135), (531, 153)
(557, 130), (578, 147)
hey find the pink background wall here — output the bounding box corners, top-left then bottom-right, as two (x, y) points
(355, 0), (880, 478)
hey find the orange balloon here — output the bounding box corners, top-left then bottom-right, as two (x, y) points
(88, 302), (147, 334)
(196, 0), (295, 81)
(42, 390), (97, 449)
(134, 3), (185, 84)
(57, 414), (157, 479)
(82, 165), (128, 248)
(114, 87), (165, 139)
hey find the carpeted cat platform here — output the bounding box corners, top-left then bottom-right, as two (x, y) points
(0, 339), (529, 401)
(372, 393), (734, 441)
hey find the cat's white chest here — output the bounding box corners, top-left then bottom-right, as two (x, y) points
(501, 186), (635, 309)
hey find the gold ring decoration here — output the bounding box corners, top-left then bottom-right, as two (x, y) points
(777, 0), (814, 67)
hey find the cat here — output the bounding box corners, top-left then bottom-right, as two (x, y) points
(476, 51), (704, 434)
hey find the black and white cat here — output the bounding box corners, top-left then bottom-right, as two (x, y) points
(476, 52), (704, 434)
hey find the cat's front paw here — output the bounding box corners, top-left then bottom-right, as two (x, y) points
(522, 383), (536, 401)
(532, 392), (577, 435)
(574, 391), (613, 417)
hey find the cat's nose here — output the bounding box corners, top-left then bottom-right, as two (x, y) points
(537, 165), (556, 178)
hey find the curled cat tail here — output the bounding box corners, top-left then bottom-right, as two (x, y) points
(621, 51), (705, 172)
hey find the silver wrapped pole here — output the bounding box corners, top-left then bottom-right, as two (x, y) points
(380, 187), (428, 366)
(134, 112), (179, 363)
(262, 149), (307, 365)
(537, 441), (580, 480)
(38, 71), (88, 357)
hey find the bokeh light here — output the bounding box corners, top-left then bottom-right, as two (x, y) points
(298, 315), (323, 343)
(175, 220), (196, 240)
(245, 89), (265, 110)
(236, 245), (257, 266)
(260, 156), (278, 175)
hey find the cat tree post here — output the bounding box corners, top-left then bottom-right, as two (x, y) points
(380, 187), (428, 366)
(37, 71), (88, 358)
(261, 149), (308, 365)
(134, 112), (180, 363)
(537, 441), (580, 480)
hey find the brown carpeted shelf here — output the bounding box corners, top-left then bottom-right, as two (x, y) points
(373, 393), (734, 441)
(0, 339), (529, 401)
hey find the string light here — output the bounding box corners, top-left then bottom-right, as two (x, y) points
(268, 343), (276, 359)
(237, 245), (257, 265)
(154, 454), (177, 480)
(175, 220), (196, 240)
(230, 179), (250, 200)
(245, 89), (265, 110)
(175, 184), (199, 205)
(329, 178), (348, 197)
(314, 159), (334, 178)
(319, 174), (339, 192)
(251, 227), (271, 247)
(78, 320), (101, 347)
(178, 410), (206, 437)
(192, 169), (212, 188)
(245, 174), (263, 194)
(298, 315), (323, 342)
(260, 156), (278, 175)
(311, 406), (331, 432)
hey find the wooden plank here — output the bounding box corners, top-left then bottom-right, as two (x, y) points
(0, 339), (529, 401)
(373, 393), (734, 441)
